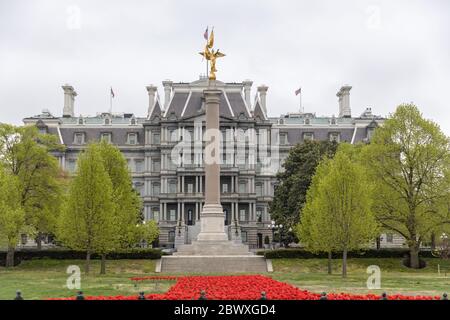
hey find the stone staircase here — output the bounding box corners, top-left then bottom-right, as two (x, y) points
(160, 255), (270, 273)
(174, 240), (252, 256)
(158, 240), (271, 273)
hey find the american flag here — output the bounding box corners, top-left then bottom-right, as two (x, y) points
(110, 87), (115, 98)
(203, 27), (209, 40)
(295, 87), (301, 96)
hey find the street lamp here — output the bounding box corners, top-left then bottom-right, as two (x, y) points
(267, 220), (283, 249)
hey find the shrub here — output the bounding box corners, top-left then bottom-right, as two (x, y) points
(0, 248), (162, 265)
(257, 248), (436, 259)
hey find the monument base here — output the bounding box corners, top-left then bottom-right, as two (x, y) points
(196, 204), (228, 241)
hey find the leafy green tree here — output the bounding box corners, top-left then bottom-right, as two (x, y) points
(364, 104), (450, 269)
(0, 166), (25, 267)
(298, 144), (379, 277)
(137, 220), (160, 247)
(0, 124), (64, 251)
(97, 141), (153, 273)
(57, 144), (116, 274)
(97, 140), (143, 247)
(270, 141), (338, 238)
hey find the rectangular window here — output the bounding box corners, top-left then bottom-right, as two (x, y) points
(169, 209), (176, 221)
(168, 181), (177, 194)
(169, 129), (177, 142)
(329, 132), (340, 143)
(66, 159), (77, 173)
(222, 183), (228, 193)
(241, 231), (248, 243)
(152, 208), (160, 222)
(101, 132), (111, 143)
(239, 181), (247, 194)
(152, 183), (160, 196)
(127, 133), (138, 145)
(255, 184), (263, 196)
(134, 183), (144, 196)
(187, 184), (193, 194)
(152, 132), (160, 144)
(74, 133), (85, 145)
(135, 159), (144, 173)
(256, 210), (263, 222)
(303, 132), (314, 141)
(239, 209), (246, 222)
(168, 231), (175, 242)
(279, 133), (288, 145)
(152, 159), (161, 172)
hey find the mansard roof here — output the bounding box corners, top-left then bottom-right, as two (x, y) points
(59, 127), (145, 146)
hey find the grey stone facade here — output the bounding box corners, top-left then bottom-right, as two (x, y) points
(23, 77), (383, 249)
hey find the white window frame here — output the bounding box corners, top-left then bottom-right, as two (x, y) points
(74, 132), (85, 145)
(127, 132), (138, 145)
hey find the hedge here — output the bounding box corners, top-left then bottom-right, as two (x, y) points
(257, 248), (436, 259)
(0, 248), (162, 267)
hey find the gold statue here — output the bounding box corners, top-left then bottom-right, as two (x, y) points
(199, 29), (225, 80)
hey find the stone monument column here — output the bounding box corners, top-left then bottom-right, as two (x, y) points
(196, 87), (228, 241)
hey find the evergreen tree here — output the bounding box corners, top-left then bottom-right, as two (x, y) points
(270, 140), (338, 242)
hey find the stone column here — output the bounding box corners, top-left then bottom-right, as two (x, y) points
(197, 88), (228, 241)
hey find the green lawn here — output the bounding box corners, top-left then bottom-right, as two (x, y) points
(1, 258), (449, 299)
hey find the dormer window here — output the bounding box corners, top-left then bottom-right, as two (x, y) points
(130, 118), (137, 125)
(78, 118), (84, 125)
(74, 132), (85, 145)
(329, 132), (340, 142)
(127, 132), (138, 145)
(101, 132), (112, 143)
(303, 132), (314, 141)
(304, 118), (311, 125)
(279, 133), (288, 145)
(330, 117), (337, 125)
(104, 118), (111, 125)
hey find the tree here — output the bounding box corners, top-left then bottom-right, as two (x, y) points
(0, 124), (64, 256)
(0, 166), (25, 267)
(137, 220), (160, 247)
(270, 141), (338, 236)
(57, 144), (116, 274)
(297, 144), (378, 277)
(364, 104), (450, 269)
(97, 141), (146, 273)
(97, 141), (143, 246)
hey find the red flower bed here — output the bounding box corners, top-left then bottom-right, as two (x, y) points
(48, 275), (441, 300)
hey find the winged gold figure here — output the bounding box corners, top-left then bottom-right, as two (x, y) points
(199, 30), (225, 80)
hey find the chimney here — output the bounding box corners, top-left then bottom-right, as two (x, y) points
(242, 79), (253, 108)
(337, 85), (352, 118)
(62, 84), (77, 117)
(162, 80), (173, 110)
(146, 85), (157, 116)
(257, 85), (269, 114)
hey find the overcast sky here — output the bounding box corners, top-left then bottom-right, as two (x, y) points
(1, 0), (449, 134)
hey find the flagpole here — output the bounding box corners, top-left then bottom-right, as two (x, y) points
(299, 92), (302, 114)
(110, 89), (112, 114)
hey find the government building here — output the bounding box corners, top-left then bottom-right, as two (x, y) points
(23, 77), (389, 249)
